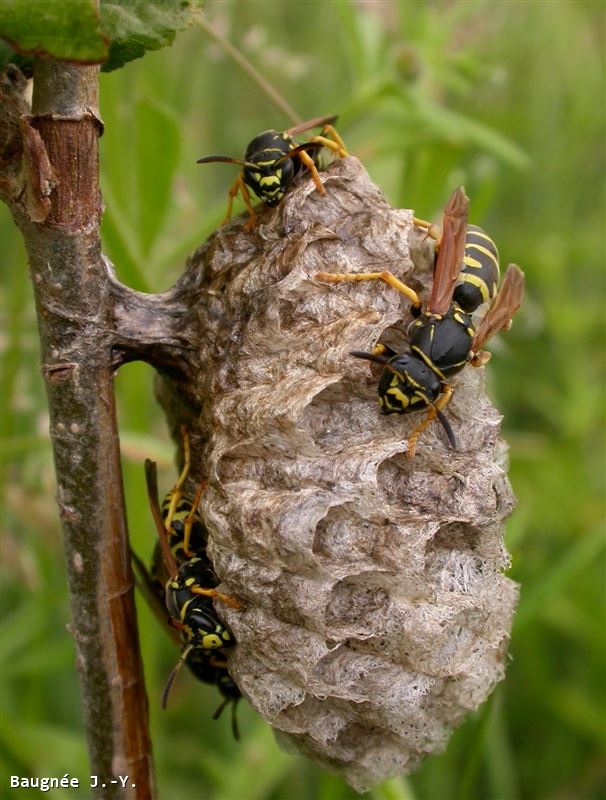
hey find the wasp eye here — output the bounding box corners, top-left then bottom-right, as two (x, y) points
(280, 158), (294, 185)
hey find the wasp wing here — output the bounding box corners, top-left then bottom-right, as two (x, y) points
(144, 459), (163, 530)
(472, 263), (525, 352)
(285, 114), (339, 137)
(131, 548), (182, 647)
(428, 186), (470, 315)
(145, 458), (178, 578)
(274, 141), (324, 165)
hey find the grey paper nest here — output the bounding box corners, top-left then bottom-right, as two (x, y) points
(175, 157), (518, 791)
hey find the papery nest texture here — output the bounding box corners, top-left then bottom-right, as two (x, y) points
(165, 156), (518, 792)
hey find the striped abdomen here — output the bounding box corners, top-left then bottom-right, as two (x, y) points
(453, 225), (500, 313)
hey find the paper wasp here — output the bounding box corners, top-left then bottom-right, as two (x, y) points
(132, 428), (242, 731)
(316, 187), (525, 457)
(197, 114), (348, 228)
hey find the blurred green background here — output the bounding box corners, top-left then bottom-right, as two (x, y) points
(1, 1), (604, 798)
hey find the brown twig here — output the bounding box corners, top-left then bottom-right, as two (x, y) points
(1, 60), (156, 800)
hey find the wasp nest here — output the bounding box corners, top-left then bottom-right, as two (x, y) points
(172, 157), (518, 791)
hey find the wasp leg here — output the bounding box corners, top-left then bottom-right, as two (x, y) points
(164, 425), (191, 533)
(239, 180), (259, 231)
(406, 385), (454, 459)
(316, 270), (421, 309)
(324, 124), (348, 155)
(223, 173), (257, 229)
(309, 124), (349, 158)
(191, 586), (244, 610)
(412, 217), (442, 244)
(298, 150), (326, 195)
(182, 476), (206, 558)
(223, 174), (240, 224)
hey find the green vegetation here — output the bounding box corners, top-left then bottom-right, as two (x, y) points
(0, 0), (202, 73)
(1, 1), (604, 798)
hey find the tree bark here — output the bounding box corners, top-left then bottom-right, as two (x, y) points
(1, 60), (162, 800)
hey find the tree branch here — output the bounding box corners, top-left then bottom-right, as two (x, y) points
(106, 261), (197, 378)
(2, 61), (155, 800)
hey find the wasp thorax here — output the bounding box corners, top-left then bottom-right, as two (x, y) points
(243, 130), (290, 160)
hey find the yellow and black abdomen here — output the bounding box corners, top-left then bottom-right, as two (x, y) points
(453, 225), (500, 313)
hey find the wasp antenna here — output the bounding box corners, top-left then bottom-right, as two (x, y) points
(350, 350), (390, 365)
(196, 155), (246, 166)
(161, 644), (194, 710)
(436, 409), (457, 450)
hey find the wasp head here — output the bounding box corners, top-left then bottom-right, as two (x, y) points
(351, 351), (441, 414)
(243, 154), (295, 206)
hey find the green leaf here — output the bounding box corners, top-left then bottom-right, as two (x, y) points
(0, 0), (202, 73)
(0, 0), (106, 66)
(100, 0), (202, 72)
